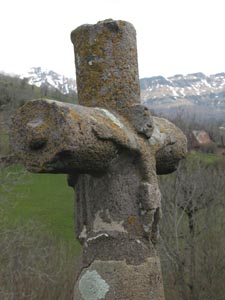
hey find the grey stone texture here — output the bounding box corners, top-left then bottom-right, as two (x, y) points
(11, 19), (187, 300)
(70, 19), (140, 117)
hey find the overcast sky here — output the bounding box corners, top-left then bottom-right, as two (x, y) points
(1, 0), (225, 79)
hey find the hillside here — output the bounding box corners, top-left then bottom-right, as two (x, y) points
(21, 67), (77, 95)
(141, 72), (225, 121)
(4, 68), (225, 115)
(20, 68), (225, 121)
(0, 73), (78, 156)
(0, 73), (77, 129)
(22, 68), (225, 111)
(141, 72), (225, 107)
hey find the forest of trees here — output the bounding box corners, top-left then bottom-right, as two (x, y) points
(159, 155), (225, 300)
(0, 74), (77, 110)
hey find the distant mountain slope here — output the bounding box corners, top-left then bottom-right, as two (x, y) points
(18, 68), (225, 111)
(21, 67), (77, 95)
(0, 72), (77, 132)
(2, 68), (225, 121)
(140, 72), (225, 109)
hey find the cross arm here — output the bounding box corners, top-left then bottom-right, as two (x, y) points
(11, 99), (139, 174)
(150, 117), (187, 174)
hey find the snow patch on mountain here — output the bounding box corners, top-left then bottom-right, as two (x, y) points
(21, 67), (77, 95)
(141, 72), (225, 109)
(6, 67), (225, 110)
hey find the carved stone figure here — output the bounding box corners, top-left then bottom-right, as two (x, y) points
(11, 19), (187, 300)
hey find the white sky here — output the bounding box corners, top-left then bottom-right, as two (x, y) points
(1, 0), (225, 79)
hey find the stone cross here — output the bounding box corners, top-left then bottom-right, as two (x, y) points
(11, 20), (187, 300)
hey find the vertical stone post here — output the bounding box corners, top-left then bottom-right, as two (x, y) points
(71, 19), (140, 115)
(70, 20), (165, 300)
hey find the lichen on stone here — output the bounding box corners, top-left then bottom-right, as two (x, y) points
(79, 270), (110, 300)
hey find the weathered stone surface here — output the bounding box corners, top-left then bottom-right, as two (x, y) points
(11, 99), (138, 173)
(71, 19), (140, 117)
(11, 19), (187, 300)
(12, 99), (186, 175)
(128, 104), (154, 138)
(151, 117), (187, 174)
(74, 258), (165, 300)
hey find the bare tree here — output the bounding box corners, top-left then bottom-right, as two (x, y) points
(159, 158), (225, 300)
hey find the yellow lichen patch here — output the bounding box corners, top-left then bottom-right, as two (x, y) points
(69, 109), (82, 121)
(71, 19), (140, 115)
(126, 215), (143, 236)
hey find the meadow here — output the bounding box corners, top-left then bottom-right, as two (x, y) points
(1, 164), (79, 246)
(0, 165), (79, 300)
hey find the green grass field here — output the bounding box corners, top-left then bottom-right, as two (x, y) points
(188, 150), (225, 164)
(0, 133), (10, 155)
(1, 164), (80, 252)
